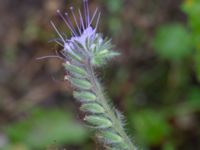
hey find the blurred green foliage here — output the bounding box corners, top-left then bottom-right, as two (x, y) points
(1, 0), (200, 150)
(153, 23), (192, 61)
(3, 108), (89, 150)
(105, 0), (122, 13)
(132, 110), (171, 145)
(182, 0), (200, 80)
(182, 0), (200, 46)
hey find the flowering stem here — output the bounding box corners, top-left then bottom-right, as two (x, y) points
(86, 60), (136, 150)
(50, 0), (137, 149)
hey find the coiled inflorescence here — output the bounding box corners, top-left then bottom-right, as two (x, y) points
(51, 0), (136, 150)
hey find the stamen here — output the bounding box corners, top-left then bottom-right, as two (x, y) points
(83, 0), (88, 27)
(65, 12), (79, 36)
(78, 9), (85, 31)
(89, 8), (98, 26)
(95, 12), (101, 30)
(70, 6), (82, 35)
(50, 21), (65, 43)
(57, 10), (77, 36)
(84, 0), (90, 26)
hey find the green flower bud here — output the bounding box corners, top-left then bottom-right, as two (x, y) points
(84, 115), (112, 128)
(80, 103), (105, 114)
(69, 77), (92, 90)
(73, 91), (96, 102)
(68, 51), (82, 62)
(101, 130), (123, 144)
(99, 49), (109, 55)
(63, 62), (87, 77)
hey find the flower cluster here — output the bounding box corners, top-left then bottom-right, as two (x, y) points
(51, 0), (136, 150)
(51, 0), (119, 67)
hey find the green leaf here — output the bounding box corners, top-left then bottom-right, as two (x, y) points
(153, 23), (192, 60)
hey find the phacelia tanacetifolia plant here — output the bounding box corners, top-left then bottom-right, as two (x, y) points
(50, 0), (137, 149)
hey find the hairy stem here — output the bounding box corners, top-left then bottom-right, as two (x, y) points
(52, 1), (137, 149)
(86, 60), (136, 150)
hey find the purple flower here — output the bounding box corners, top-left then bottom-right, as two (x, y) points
(51, 0), (118, 66)
(51, 0), (100, 51)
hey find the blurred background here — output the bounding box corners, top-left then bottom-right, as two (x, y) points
(0, 0), (200, 150)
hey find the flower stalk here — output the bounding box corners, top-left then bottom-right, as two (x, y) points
(50, 0), (137, 149)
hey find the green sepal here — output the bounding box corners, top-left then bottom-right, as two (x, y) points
(73, 91), (96, 102)
(101, 130), (123, 144)
(98, 49), (109, 55)
(68, 51), (82, 62)
(91, 50), (120, 66)
(63, 63), (87, 77)
(80, 103), (105, 114)
(84, 115), (112, 128)
(69, 77), (92, 90)
(73, 40), (86, 51)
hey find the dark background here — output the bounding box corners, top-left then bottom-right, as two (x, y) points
(0, 0), (200, 150)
